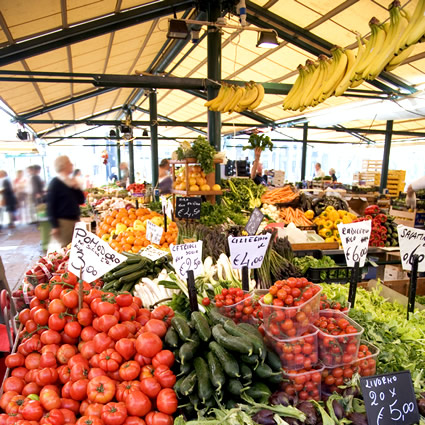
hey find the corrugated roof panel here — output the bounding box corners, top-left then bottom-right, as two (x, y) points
(120, 0), (161, 11)
(390, 63), (425, 85)
(311, 20), (355, 48)
(0, 84), (45, 113)
(1, 0), (61, 41)
(268, 0), (321, 28)
(291, 0), (349, 17)
(33, 83), (72, 104)
(67, 0), (116, 26)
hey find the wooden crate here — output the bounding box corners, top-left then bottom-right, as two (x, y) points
(353, 172), (378, 186)
(362, 160), (382, 173)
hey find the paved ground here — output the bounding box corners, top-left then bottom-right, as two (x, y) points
(0, 224), (44, 291)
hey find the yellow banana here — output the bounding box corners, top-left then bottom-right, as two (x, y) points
(248, 83), (265, 110)
(359, 22), (386, 80)
(321, 48), (346, 98)
(398, 0), (425, 53)
(385, 44), (415, 71)
(307, 56), (329, 107)
(324, 49), (354, 100)
(225, 86), (245, 113)
(299, 60), (321, 107)
(216, 86), (235, 112)
(291, 61), (315, 111)
(239, 82), (258, 107)
(205, 85), (225, 108)
(208, 85), (229, 110)
(284, 65), (306, 110)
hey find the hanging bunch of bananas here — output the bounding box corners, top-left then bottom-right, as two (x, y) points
(205, 81), (265, 113)
(284, 0), (425, 112)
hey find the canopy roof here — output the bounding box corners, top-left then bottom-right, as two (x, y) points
(0, 0), (424, 146)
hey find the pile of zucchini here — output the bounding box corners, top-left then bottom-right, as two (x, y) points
(167, 308), (283, 416)
(102, 252), (173, 293)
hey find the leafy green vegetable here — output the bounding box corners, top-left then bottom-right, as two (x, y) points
(242, 134), (273, 152)
(221, 178), (266, 211)
(416, 295), (425, 305)
(200, 201), (247, 227)
(321, 282), (425, 392)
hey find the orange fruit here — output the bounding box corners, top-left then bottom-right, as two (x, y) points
(126, 235), (135, 244)
(143, 240), (149, 247)
(122, 243), (132, 252)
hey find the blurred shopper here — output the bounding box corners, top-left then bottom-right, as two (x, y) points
(47, 156), (85, 247)
(0, 170), (17, 229)
(28, 165), (45, 222)
(251, 147), (268, 185)
(314, 163), (325, 178)
(118, 162), (129, 187)
(158, 159), (173, 194)
(73, 169), (84, 189)
(13, 170), (28, 224)
(329, 168), (337, 182)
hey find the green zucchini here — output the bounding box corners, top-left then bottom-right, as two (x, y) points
(223, 320), (265, 356)
(171, 316), (192, 341)
(228, 379), (244, 396)
(180, 370), (197, 396)
(212, 324), (253, 355)
(103, 272), (114, 282)
(113, 263), (143, 279)
(193, 357), (213, 403)
(209, 341), (239, 378)
(118, 270), (144, 284)
(206, 351), (226, 391)
(191, 311), (211, 342)
(165, 327), (179, 348)
(179, 335), (200, 364)
(126, 256), (143, 264)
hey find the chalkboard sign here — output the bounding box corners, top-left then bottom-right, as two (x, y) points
(175, 197), (202, 220)
(360, 371), (419, 425)
(245, 207), (264, 236)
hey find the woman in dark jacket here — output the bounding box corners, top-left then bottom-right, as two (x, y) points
(0, 170), (17, 228)
(47, 156), (85, 247)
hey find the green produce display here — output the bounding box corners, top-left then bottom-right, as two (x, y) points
(200, 201), (247, 227)
(416, 295), (425, 305)
(242, 133), (273, 152)
(221, 178), (266, 210)
(293, 255), (337, 276)
(177, 136), (217, 174)
(311, 196), (348, 216)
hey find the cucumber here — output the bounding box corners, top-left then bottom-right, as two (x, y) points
(174, 376), (185, 394)
(206, 351), (226, 391)
(266, 349), (282, 372)
(179, 334), (200, 364)
(241, 353), (259, 366)
(209, 341), (239, 378)
(208, 308), (228, 325)
(238, 322), (263, 339)
(188, 393), (200, 410)
(118, 270), (144, 284)
(254, 363), (279, 379)
(223, 320), (265, 356)
(191, 311), (211, 342)
(226, 399), (238, 409)
(171, 316), (192, 341)
(165, 327), (179, 348)
(103, 272), (114, 282)
(179, 361), (192, 376)
(268, 372), (283, 385)
(180, 370), (197, 396)
(113, 262), (144, 279)
(193, 357), (213, 403)
(240, 363), (252, 383)
(228, 379), (244, 396)
(212, 324), (253, 355)
(245, 382), (272, 403)
(126, 256), (142, 264)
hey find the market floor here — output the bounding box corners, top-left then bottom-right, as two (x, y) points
(0, 224), (43, 291)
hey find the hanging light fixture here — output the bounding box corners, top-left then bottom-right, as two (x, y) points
(256, 30), (279, 48)
(167, 19), (189, 39)
(142, 129), (149, 137)
(109, 129), (117, 138)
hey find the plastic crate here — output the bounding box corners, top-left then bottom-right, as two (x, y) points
(307, 266), (352, 284)
(260, 286), (322, 338)
(293, 250), (323, 259)
(213, 291), (253, 324)
(282, 363), (324, 401)
(315, 311), (364, 367)
(264, 326), (319, 370)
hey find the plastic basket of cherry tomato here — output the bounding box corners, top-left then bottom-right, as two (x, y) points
(320, 294), (350, 313)
(259, 278), (322, 338)
(321, 362), (359, 395)
(264, 326), (319, 370)
(281, 363), (324, 401)
(213, 288), (254, 323)
(354, 340), (379, 377)
(314, 311), (364, 367)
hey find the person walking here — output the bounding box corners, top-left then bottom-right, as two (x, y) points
(329, 168), (337, 182)
(0, 170), (17, 229)
(47, 156), (85, 247)
(314, 163), (325, 178)
(28, 165), (45, 223)
(157, 159), (173, 194)
(13, 170), (28, 224)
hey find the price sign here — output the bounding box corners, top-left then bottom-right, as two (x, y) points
(175, 197), (202, 220)
(160, 196), (173, 220)
(245, 207), (264, 236)
(360, 371), (419, 425)
(228, 234), (271, 269)
(69, 222), (126, 283)
(337, 220), (371, 267)
(140, 245), (168, 261)
(146, 220), (164, 245)
(398, 225), (425, 272)
(170, 241), (203, 280)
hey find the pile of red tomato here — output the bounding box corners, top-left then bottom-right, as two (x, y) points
(213, 288), (255, 323)
(1, 271), (178, 425)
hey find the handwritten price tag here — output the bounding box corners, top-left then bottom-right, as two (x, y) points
(146, 220), (164, 245)
(160, 196), (174, 220)
(398, 225), (425, 272)
(140, 245), (168, 261)
(360, 371), (419, 425)
(170, 241), (203, 281)
(337, 220), (371, 267)
(69, 223), (126, 283)
(228, 234), (271, 269)
(175, 197), (202, 220)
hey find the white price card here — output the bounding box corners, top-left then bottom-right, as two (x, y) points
(160, 196), (174, 220)
(146, 220), (164, 245)
(228, 233), (271, 269)
(69, 222), (126, 283)
(398, 224), (425, 272)
(140, 245), (168, 261)
(170, 241), (203, 280)
(337, 220), (371, 267)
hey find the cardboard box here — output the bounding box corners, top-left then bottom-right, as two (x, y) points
(384, 265), (408, 281)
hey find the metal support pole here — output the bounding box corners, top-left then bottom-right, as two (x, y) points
(128, 139), (135, 184)
(116, 125), (121, 180)
(301, 123), (308, 180)
(380, 120), (393, 194)
(150, 90), (159, 186)
(207, 2), (221, 152)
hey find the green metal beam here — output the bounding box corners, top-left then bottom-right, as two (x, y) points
(380, 120), (393, 194)
(150, 90), (159, 186)
(301, 123), (308, 180)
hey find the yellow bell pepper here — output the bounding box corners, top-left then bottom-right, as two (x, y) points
(342, 216), (352, 224)
(127, 227), (134, 232)
(305, 210), (314, 220)
(333, 229), (340, 238)
(338, 210), (346, 218)
(348, 213), (357, 220)
(321, 211), (329, 219)
(116, 223), (127, 233)
(335, 219), (343, 226)
(102, 234), (110, 241)
(328, 211), (339, 222)
(325, 236), (335, 243)
(325, 205), (335, 212)
(133, 219), (144, 231)
(319, 228), (333, 238)
(324, 220), (333, 229)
